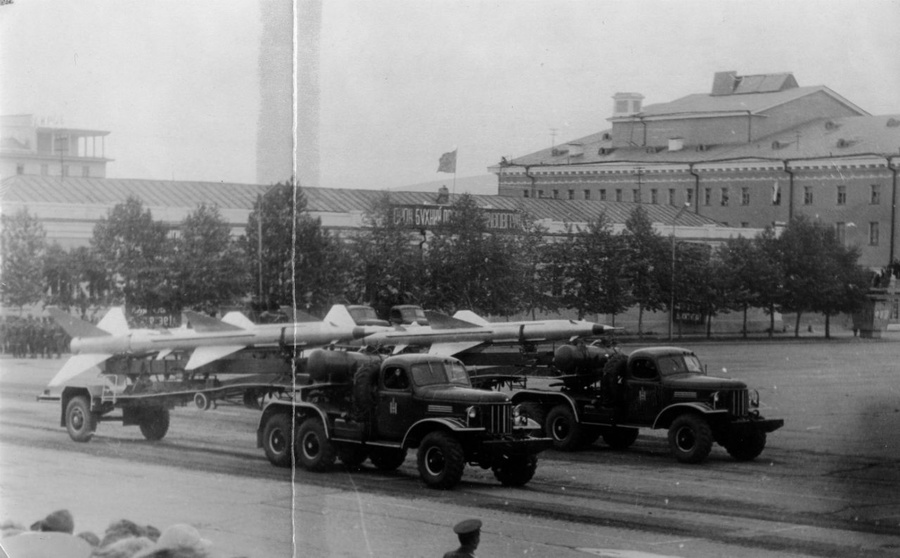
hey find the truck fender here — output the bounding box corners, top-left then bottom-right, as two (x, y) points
(59, 386), (100, 427)
(511, 390), (580, 422)
(401, 417), (472, 449)
(652, 402), (729, 430)
(256, 401), (328, 448)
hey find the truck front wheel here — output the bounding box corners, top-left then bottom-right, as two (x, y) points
(725, 428), (767, 461)
(417, 431), (465, 489)
(66, 395), (97, 443)
(668, 414), (713, 464)
(368, 447), (407, 471)
(296, 418), (336, 472)
(546, 404), (585, 451)
(138, 407), (170, 441)
(262, 413), (295, 468)
(492, 454), (538, 486)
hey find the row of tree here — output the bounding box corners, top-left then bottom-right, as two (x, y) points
(1, 180), (875, 337)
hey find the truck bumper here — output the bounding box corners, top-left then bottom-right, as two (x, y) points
(480, 436), (554, 456)
(734, 416), (784, 433)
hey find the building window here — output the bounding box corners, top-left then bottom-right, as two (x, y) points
(599, 189), (607, 201)
(741, 187), (750, 206)
(82, 166), (90, 177)
(668, 189), (676, 205)
(869, 222), (879, 246)
(803, 186), (813, 205)
(837, 185), (846, 205)
(650, 189), (658, 204)
(538, 190), (544, 198)
(773, 183), (782, 205)
(835, 222), (846, 245)
(721, 187), (729, 206)
(584, 189), (591, 200)
(632, 189), (641, 203)
(686, 189), (694, 205)
(41, 164), (49, 176)
(704, 188), (711, 206)
(567, 189), (574, 200)
(523, 190), (529, 198)
(552, 189), (559, 199)
(741, 222), (749, 228)
(16, 164), (25, 175)
(871, 184), (881, 204)
(615, 189), (622, 202)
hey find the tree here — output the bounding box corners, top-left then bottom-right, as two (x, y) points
(91, 197), (171, 314)
(1, 208), (47, 311)
(717, 236), (761, 337)
(752, 227), (786, 337)
(170, 204), (248, 313)
(810, 227), (869, 338)
(621, 206), (668, 335)
(42, 243), (77, 309)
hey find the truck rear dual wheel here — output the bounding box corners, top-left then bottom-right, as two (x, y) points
(262, 413), (295, 468)
(668, 414), (713, 464)
(296, 418), (337, 472)
(417, 431), (466, 489)
(492, 454), (538, 486)
(66, 395), (98, 443)
(138, 407), (170, 441)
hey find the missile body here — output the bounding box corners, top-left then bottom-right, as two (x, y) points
(47, 305), (390, 387)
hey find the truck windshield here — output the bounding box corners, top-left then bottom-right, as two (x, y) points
(410, 361), (471, 387)
(657, 354), (704, 376)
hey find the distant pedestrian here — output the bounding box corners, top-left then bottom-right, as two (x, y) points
(443, 518), (481, 558)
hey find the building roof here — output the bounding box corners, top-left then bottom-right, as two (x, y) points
(1, 175), (719, 229)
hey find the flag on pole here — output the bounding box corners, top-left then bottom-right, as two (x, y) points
(772, 180), (780, 204)
(437, 149), (457, 173)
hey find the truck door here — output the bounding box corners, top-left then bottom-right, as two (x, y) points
(376, 365), (414, 440)
(626, 356), (662, 423)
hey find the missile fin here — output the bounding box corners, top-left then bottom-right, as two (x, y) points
(428, 341), (483, 356)
(424, 311), (481, 330)
(48, 353), (112, 387)
(221, 312), (257, 330)
(452, 310), (491, 327)
(391, 344), (408, 355)
(322, 305), (356, 329)
(185, 345), (247, 370)
(97, 307), (130, 336)
(183, 311), (244, 333)
(46, 307), (110, 339)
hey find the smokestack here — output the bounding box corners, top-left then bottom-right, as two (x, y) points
(612, 92), (644, 118)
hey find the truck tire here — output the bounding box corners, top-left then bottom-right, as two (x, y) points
(337, 444), (369, 469)
(368, 447), (407, 471)
(725, 428), (767, 461)
(602, 426), (639, 450)
(492, 454), (538, 487)
(417, 431), (466, 489)
(262, 413), (295, 468)
(296, 418), (336, 472)
(138, 407), (170, 441)
(546, 404), (586, 451)
(65, 395), (97, 443)
(518, 402), (547, 436)
(668, 414), (713, 464)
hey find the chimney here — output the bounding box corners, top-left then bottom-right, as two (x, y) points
(711, 71), (738, 96)
(612, 92), (644, 118)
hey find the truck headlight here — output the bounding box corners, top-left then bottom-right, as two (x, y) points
(466, 405), (479, 426)
(710, 391), (720, 408)
(750, 389), (760, 408)
(512, 404), (529, 426)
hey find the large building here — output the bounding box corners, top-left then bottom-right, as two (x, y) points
(0, 114), (112, 180)
(494, 71), (900, 270)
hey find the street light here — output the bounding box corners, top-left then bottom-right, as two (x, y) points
(669, 203), (690, 341)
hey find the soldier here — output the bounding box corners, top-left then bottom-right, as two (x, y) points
(443, 519), (481, 558)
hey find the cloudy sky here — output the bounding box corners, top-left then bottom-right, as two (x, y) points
(3, 0), (899, 190)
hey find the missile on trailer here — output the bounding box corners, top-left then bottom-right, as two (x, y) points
(46, 305), (389, 387)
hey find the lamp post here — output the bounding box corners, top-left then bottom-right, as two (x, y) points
(669, 203), (690, 341)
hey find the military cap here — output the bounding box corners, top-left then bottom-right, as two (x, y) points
(453, 519), (482, 535)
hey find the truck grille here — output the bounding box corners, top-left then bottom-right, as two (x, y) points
(727, 390), (749, 417)
(486, 404), (512, 435)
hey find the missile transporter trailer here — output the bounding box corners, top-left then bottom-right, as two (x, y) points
(258, 349), (552, 489)
(511, 344), (783, 464)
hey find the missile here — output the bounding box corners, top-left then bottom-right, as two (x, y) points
(46, 305), (389, 387)
(356, 309), (616, 356)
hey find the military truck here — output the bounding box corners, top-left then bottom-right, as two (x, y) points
(511, 344), (783, 464)
(257, 349), (551, 489)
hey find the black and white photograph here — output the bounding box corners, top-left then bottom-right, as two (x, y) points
(1, 0), (899, 556)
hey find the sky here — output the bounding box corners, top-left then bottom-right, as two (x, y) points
(2, 0), (899, 191)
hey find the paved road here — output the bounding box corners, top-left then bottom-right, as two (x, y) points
(1, 337), (899, 557)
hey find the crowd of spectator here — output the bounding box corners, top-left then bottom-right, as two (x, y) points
(0, 509), (242, 558)
(0, 316), (68, 359)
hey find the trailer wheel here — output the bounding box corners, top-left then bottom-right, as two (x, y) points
(417, 431), (465, 489)
(296, 418), (336, 472)
(492, 454), (538, 487)
(546, 404), (585, 451)
(262, 413), (295, 468)
(139, 407), (170, 441)
(65, 395), (97, 443)
(368, 447), (407, 471)
(194, 392), (212, 411)
(337, 444), (369, 469)
(602, 426), (639, 450)
(518, 402), (547, 436)
(725, 428), (767, 461)
(668, 414), (713, 464)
